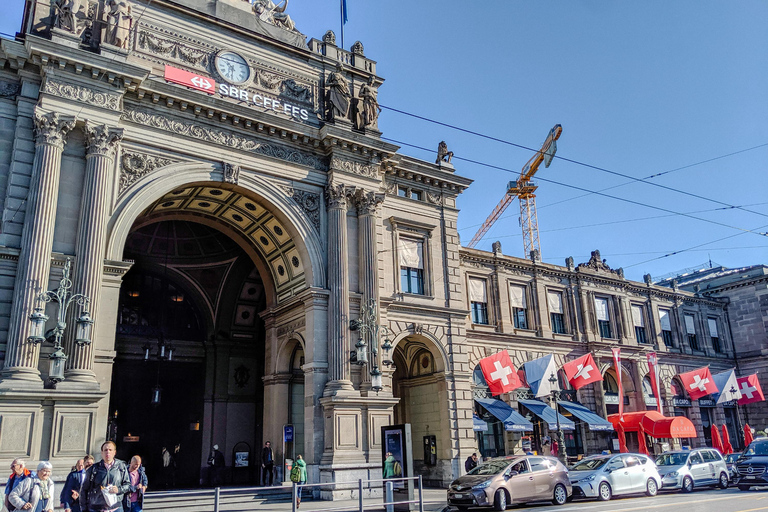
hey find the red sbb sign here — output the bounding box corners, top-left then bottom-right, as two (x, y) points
(164, 65), (216, 94)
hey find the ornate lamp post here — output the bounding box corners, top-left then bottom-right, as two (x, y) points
(352, 298), (393, 393)
(548, 372), (566, 462)
(28, 258), (91, 384)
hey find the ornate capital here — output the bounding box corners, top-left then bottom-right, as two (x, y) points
(222, 162), (240, 184)
(84, 122), (123, 157)
(355, 189), (384, 216)
(34, 111), (77, 149)
(325, 183), (351, 210)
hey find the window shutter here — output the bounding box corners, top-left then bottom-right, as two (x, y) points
(469, 278), (487, 303)
(631, 305), (645, 327)
(547, 291), (563, 314)
(707, 318), (719, 338)
(684, 314), (696, 335)
(659, 309), (671, 331)
(398, 238), (423, 269)
(509, 285), (527, 309)
(595, 298), (609, 322)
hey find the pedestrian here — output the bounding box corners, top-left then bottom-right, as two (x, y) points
(160, 447), (175, 488)
(542, 436), (552, 456)
(294, 454), (307, 509)
(464, 453), (478, 473)
(4, 458), (35, 510)
(80, 441), (131, 512)
(60, 458), (86, 512)
(383, 452), (396, 479)
(260, 441), (274, 486)
(83, 455), (95, 471)
(9, 461), (54, 512)
(207, 445), (225, 487)
(123, 455), (148, 512)
(551, 439), (560, 458)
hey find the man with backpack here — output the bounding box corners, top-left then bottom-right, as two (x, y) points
(80, 441), (131, 512)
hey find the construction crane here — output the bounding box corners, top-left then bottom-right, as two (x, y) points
(466, 124), (562, 257)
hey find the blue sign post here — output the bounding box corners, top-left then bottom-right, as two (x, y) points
(284, 424), (294, 443)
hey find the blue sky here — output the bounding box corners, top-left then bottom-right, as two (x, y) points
(2, 1), (766, 281)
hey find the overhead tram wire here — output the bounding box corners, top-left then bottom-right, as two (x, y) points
(380, 104), (768, 221)
(383, 137), (768, 239)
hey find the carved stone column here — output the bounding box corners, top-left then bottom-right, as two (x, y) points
(61, 122), (123, 387)
(1, 111), (76, 387)
(355, 189), (383, 392)
(323, 183), (354, 395)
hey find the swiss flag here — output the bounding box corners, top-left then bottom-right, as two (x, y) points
(737, 374), (765, 405)
(679, 367), (718, 400)
(479, 350), (522, 396)
(562, 353), (602, 390)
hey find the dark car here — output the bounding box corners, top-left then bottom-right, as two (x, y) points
(735, 439), (768, 490)
(725, 452), (742, 481)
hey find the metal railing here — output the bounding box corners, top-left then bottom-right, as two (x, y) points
(144, 476), (425, 512)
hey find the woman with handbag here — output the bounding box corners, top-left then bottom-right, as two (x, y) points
(80, 442), (131, 512)
(8, 461), (54, 512)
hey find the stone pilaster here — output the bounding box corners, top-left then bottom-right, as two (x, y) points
(61, 122), (123, 387)
(1, 111), (76, 388)
(323, 183), (354, 395)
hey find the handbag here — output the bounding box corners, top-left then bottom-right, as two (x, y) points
(100, 487), (120, 508)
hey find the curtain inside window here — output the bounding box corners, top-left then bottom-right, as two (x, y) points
(631, 305), (645, 327)
(659, 309), (671, 331)
(469, 278), (487, 303)
(707, 318), (718, 337)
(398, 237), (423, 269)
(595, 298), (609, 321)
(509, 285), (527, 308)
(547, 291), (563, 314)
(684, 314), (696, 335)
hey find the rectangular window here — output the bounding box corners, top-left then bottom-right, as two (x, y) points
(632, 305), (648, 344)
(469, 278), (488, 325)
(547, 291), (566, 334)
(684, 314), (699, 351)
(659, 308), (673, 346)
(509, 285), (528, 329)
(595, 297), (612, 339)
(399, 237), (424, 295)
(708, 318), (722, 353)
(410, 190), (422, 201)
(397, 187), (408, 197)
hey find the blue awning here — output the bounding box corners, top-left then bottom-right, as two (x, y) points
(557, 401), (614, 431)
(473, 413), (488, 431)
(475, 397), (534, 432)
(519, 399), (575, 431)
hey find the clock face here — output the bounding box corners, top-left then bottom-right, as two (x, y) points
(215, 51), (251, 84)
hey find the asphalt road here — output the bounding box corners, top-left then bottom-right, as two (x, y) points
(446, 487), (768, 512)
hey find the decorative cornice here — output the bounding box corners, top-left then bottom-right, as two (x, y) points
(119, 151), (178, 194)
(283, 187), (321, 230)
(33, 111), (77, 149)
(121, 107), (326, 170)
(41, 79), (121, 111)
(84, 122), (123, 158)
(330, 156), (380, 179)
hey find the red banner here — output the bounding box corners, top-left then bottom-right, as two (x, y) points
(647, 352), (662, 414)
(479, 350), (522, 397)
(612, 348), (623, 421)
(562, 353), (602, 390)
(164, 65), (216, 94)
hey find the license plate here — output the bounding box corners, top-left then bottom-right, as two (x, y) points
(745, 476), (755, 479)
(454, 494), (463, 498)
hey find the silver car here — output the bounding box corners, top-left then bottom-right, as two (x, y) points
(569, 453), (661, 501)
(656, 449), (729, 492)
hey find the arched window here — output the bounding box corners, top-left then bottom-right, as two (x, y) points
(473, 365), (488, 387)
(670, 378), (684, 397)
(517, 367), (528, 388)
(558, 369), (571, 391)
(603, 372), (619, 394)
(642, 376), (655, 398)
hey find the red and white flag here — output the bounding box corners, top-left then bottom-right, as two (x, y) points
(679, 366), (718, 400)
(612, 348), (623, 421)
(737, 374), (765, 405)
(479, 350), (522, 396)
(647, 352), (662, 414)
(562, 353), (602, 390)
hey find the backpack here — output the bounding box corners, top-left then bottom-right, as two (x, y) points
(290, 465), (302, 483)
(392, 460), (402, 477)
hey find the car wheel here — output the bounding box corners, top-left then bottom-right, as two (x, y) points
(598, 482), (612, 501)
(493, 489), (507, 511)
(738, 484), (752, 491)
(552, 483), (568, 505)
(718, 472), (729, 489)
(646, 478), (658, 497)
(681, 475), (694, 493)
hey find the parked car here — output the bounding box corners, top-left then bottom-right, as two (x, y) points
(655, 448), (729, 491)
(569, 453), (661, 501)
(447, 455), (572, 510)
(735, 438), (768, 491)
(725, 452), (742, 481)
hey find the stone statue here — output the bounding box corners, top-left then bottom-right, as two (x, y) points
(326, 65), (350, 121)
(105, 0), (132, 49)
(253, 0), (296, 32)
(53, 0), (86, 35)
(356, 76), (380, 129)
(436, 141), (453, 164)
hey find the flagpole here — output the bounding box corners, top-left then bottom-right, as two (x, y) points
(340, 0), (345, 49)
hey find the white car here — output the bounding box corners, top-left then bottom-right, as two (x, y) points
(569, 453), (662, 501)
(656, 449), (729, 491)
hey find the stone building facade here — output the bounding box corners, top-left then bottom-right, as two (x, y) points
(0, 0), (755, 493)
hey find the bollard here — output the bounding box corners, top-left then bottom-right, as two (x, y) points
(214, 486), (220, 512)
(385, 480), (394, 512)
(358, 479), (364, 511)
(418, 475), (423, 512)
(292, 481), (297, 512)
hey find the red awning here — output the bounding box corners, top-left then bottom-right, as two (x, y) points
(607, 411), (696, 438)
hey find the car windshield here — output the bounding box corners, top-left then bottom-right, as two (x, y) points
(467, 459), (512, 476)
(656, 453), (688, 466)
(745, 443), (768, 456)
(726, 454), (741, 463)
(571, 457), (609, 471)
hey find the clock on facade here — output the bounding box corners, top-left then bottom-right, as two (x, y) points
(215, 51), (251, 84)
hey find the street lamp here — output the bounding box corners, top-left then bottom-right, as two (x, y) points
(29, 258), (91, 384)
(548, 372), (566, 462)
(354, 298), (392, 393)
